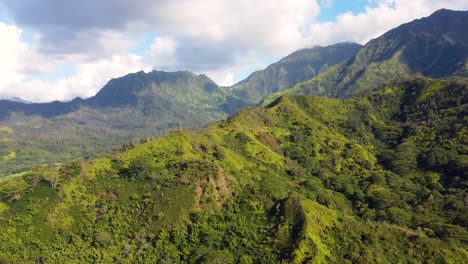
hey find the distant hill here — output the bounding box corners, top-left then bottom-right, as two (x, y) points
(0, 70), (232, 123)
(0, 76), (466, 263)
(0, 43), (363, 122)
(264, 9), (468, 103)
(230, 42), (362, 105)
(5, 97), (31, 104)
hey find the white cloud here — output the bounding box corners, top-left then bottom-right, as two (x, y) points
(152, 0), (320, 52)
(306, 0), (468, 45)
(0, 23), (148, 102)
(0, 23), (24, 89)
(16, 54), (148, 102)
(148, 36), (178, 69)
(3, 0), (321, 58)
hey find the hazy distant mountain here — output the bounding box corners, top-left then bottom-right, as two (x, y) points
(0, 43), (363, 123)
(268, 9), (468, 101)
(6, 97), (31, 104)
(230, 42), (362, 105)
(0, 70), (233, 122)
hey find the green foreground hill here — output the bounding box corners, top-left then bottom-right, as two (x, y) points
(0, 77), (466, 263)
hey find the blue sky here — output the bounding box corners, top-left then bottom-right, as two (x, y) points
(0, 0), (467, 102)
(318, 0), (368, 22)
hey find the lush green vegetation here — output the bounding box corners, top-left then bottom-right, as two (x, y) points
(0, 77), (466, 263)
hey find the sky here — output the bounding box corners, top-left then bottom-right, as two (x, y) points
(0, 0), (467, 102)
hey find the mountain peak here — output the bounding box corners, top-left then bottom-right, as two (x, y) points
(6, 97), (32, 104)
(278, 8), (468, 100)
(431, 8), (460, 16)
(88, 70), (222, 108)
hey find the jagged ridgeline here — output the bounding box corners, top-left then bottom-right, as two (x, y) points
(263, 9), (468, 104)
(229, 42), (362, 105)
(1, 77), (466, 263)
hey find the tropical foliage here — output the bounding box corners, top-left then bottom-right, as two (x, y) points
(0, 77), (466, 263)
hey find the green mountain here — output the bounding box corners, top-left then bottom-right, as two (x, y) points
(0, 70), (231, 122)
(0, 70), (235, 177)
(1, 77), (466, 263)
(230, 42), (362, 105)
(264, 9), (468, 103)
(0, 43), (360, 177)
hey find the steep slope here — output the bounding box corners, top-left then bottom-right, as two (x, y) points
(230, 42), (362, 105)
(264, 9), (468, 103)
(1, 77), (466, 263)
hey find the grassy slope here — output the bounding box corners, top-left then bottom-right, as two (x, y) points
(0, 77), (466, 263)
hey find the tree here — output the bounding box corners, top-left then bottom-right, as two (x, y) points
(43, 169), (60, 189)
(0, 179), (29, 201)
(24, 168), (44, 186)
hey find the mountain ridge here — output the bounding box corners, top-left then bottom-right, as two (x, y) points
(0, 42), (363, 120)
(263, 8), (468, 102)
(229, 42), (363, 105)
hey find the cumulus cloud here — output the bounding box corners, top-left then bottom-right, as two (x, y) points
(307, 0), (468, 45)
(0, 23), (25, 89)
(148, 36), (178, 70)
(1, 54), (148, 102)
(0, 23), (149, 102)
(2, 0), (320, 56)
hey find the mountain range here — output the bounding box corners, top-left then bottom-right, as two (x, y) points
(0, 8), (467, 263)
(1, 9), (468, 177)
(2, 9), (468, 177)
